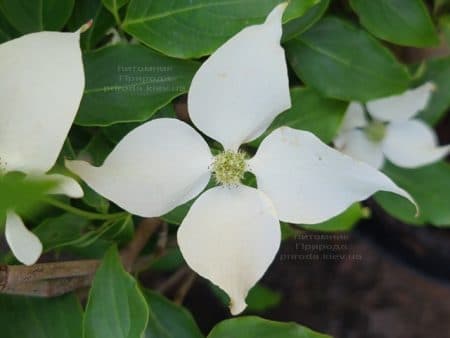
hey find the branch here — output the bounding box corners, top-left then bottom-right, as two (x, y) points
(0, 218), (163, 297)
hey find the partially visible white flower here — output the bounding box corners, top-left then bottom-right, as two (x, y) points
(0, 25), (88, 265)
(67, 4), (416, 315)
(334, 83), (450, 169)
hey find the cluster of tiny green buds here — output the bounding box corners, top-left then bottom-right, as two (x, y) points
(212, 150), (247, 185)
(365, 121), (386, 143)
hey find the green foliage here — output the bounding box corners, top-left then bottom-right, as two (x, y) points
(282, 0), (329, 41)
(144, 290), (204, 338)
(0, 172), (56, 219)
(418, 56), (450, 125)
(252, 87), (347, 146)
(76, 44), (199, 126)
(34, 213), (133, 252)
(285, 17), (411, 101)
(350, 0), (439, 47)
(122, 0), (318, 58)
(376, 161), (450, 227)
(0, 0), (74, 33)
(0, 294), (83, 338)
(208, 316), (331, 338)
(66, 0), (115, 50)
(83, 246), (149, 338)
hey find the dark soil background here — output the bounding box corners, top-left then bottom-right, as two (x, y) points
(180, 114), (450, 338)
(184, 221), (450, 338)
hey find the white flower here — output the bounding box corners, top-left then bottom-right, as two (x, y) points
(67, 4), (416, 315)
(0, 26), (87, 265)
(334, 83), (450, 169)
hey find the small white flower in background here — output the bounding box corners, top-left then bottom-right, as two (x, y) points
(0, 23), (89, 265)
(67, 4), (416, 315)
(334, 83), (450, 169)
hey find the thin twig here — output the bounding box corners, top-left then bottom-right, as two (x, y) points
(0, 218), (162, 297)
(173, 271), (196, 305)
(156, 265), (190, 294)
(121, 218), (163, 271)
(133, 222), (169, 273)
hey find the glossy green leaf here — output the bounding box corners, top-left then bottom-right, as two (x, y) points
(84, 246), (149, 338)
(122, 0), (318, 59)
(103, 0), (129, 20)
(252, 87), (347, 147)
(282, 0), (329, 41)
(350, 0), (439, 47)
(286, 17), (410, 101)
(208, 316), (331, 338)
(300, 203), (366, 232)
(0, 294), (82, 338)
(375, 161), (450, 227)
(66, 0), (115, 50)
(418, 56), (450, 125)
(0, 0), (74, 33)
(102, 103), (176, 144)
(76, 44), (199, 126)
(144, 290), (204, 338)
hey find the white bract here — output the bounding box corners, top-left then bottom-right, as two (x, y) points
(0, 26), (87, 265)
(67, 4), (417, 315)
(334, 83), (450, 169)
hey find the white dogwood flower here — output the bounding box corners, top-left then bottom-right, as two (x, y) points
(67, 4), (416, 315)
(334, 83), (450, 169)
(0, 25), (88, 265)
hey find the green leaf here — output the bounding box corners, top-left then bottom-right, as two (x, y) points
(76, 44), (199, 126)
(251, 87), (347, 147)
(418, 56), (450, 125)
(122, 0), (318, 59)
(102, 0), (129, 20)
(83, 246), (149, 338)
(208, 316), (331, 338)
(34, 213), (90, 251)
(66, 0), (115, 51)
(102, 103), (176, 144)
(34, 213), (133, 252)
(282, 0), (329, 41)
(82, 183), (110, 214)
(0, 0), (74, 33)
(0, 8), (18, 42)
(245, 285), (282, 312)
(144, 290), (204, 338)
(350, 0), (439, 47)
(375, 161), (450, 227)
(0, 172), (57, 219)
(300, 203), (366, 232)
(285, 17), (410, 101)
(0, 294), (82, 338)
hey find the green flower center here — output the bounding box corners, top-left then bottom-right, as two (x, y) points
(365, 121), (386, 143)
(212, 150), (247, 185)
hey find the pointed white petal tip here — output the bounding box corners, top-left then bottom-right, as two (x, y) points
(230, 298), (247, 316)
(265, 2), (289, 24)
(79, 19), (93, 33)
